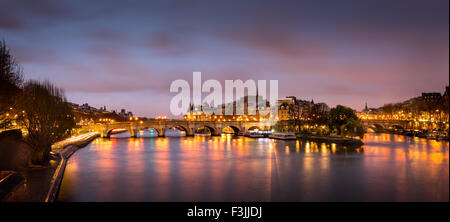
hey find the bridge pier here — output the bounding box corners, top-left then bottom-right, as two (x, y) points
(130, 125), (138, 138)
(211, 132), (222, 136)
(101, 129), (109, 138)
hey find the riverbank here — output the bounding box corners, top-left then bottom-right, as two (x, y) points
(3, 132), (99, 202)
(297, 134), (364, 146)
(387, 129), (449, 141)
(0, 171), (24, 201)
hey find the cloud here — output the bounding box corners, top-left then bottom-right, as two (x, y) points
(145, 32), (197, 57)
(87, 29), (127, 43)
(1, 0), (448, 116)
(0, 14), (25, 30)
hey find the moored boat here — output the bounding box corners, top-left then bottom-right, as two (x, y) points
(269, 132), (297, 140)
(248, 132), (264, 138)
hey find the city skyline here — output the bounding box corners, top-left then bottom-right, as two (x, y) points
(1, 0), (448, 118)
(1, 0), (448, 207)
(68, 85), (448, 119)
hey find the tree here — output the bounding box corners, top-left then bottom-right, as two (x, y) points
(0, 40), (23, 128)
(18, 80), (75, 165)
(328, 105), (363, 137)
(273, 119), (297, 132)
(310, 103), (330, 126)
(340, 118), (365, 139)
(287, 101), (302, 133)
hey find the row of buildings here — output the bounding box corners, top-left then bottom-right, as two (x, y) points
(184, 95), (330, 122)
(68, 102), (134, 125)
(358, 86), (449, 130)
(360, 86), (449, 115)
(182, 86), (448, 126)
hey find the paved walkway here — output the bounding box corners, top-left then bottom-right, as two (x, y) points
(4, 132), (99, 202)
(5, 157), (59, 202)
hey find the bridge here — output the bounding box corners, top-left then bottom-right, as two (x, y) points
(361, 119), (411, 132)
(360, 119), (447, 132)
(78, 118), (445, 137)
(80, 120), (275, 138)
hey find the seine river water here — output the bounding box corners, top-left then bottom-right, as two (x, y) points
(57, 133), (449, 202)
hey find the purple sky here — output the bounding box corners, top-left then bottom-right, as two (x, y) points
(1, 0), (448, 118)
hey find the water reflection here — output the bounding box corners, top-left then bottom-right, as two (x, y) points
(57, 133), (448, 202)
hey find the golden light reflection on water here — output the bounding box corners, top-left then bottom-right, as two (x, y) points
(58, 133), (449, 202)
(362, 133), (448, 165)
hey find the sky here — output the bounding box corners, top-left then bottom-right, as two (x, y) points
(1, 0), (449, 118)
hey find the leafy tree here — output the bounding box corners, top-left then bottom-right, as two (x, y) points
(340, 118), (365, 139)
(310, 103), (330, 126)
(284, 100), (302, 133)
(328, 105), (363, 137)
(274, 120), (297, 132)
(17, 80), (75, 164)
(0, 40), (23, 128)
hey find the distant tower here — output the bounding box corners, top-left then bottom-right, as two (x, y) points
(256, 86), (259, 116)
(188, 102), (194, 114)
(363, 102), (369, 113)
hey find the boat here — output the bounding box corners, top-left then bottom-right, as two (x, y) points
(414, 130), (428, 138)
(437, 133), (449, 141)
(426, 131), (440, 140)
(269, 132), (297, 140)
(403, 130), (414, 137)
(248, 132), (264, 138)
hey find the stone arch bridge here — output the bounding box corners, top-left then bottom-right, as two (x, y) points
(361, 119), (411, 132)
(80, 120), (274, 138)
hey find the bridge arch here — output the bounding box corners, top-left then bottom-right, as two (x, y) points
(246, 126), (263, 132)
(368, 124), (385, 133)
(106, 128), (134, 138)
(389, 124), (404, 130)
(138, 127), (163, 137)
(166, 125), (193, 136)
(194, 125), (219, 136)
(221, 125), (241, 135)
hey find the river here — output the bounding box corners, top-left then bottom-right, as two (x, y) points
(57, 133), (449, 201)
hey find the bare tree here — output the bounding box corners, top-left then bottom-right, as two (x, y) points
(18, 80), (75, 165)
(0, 40), (23, 128)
